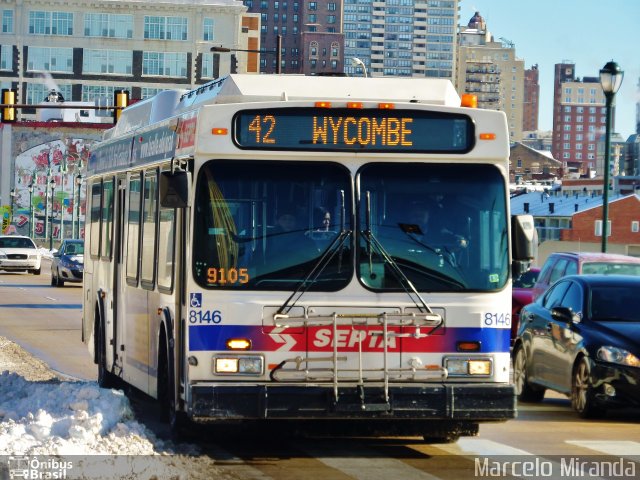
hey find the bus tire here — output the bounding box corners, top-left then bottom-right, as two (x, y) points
(158, 330), (190, 438)
(423, 422), (477, 444)
(95, 308), (118, 389)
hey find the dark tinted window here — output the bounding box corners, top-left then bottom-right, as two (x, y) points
(514, 269), (539, 288)
(542, 280), (571, 309)
(560, 282), (583, 315)
(590, 285), (640, 321)
(549, 258), (568, 284)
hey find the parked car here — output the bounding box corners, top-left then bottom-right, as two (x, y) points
(513, 274), (640, 418)
(0, 235), (42, 275)
(511, 267), (540, 344)
(531, 252), (640, 301)
(51, 239), (84, 286)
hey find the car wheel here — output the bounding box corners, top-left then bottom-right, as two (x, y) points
(51, 269), (57, 286)
(33, 267), (41, 275)
(571, 357), (606, 419)
(57, 270), (65, 287)
(513, 345), (546, 402)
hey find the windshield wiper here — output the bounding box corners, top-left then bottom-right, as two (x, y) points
(276, 190), (351, 316)
(362, 191), (436, 315)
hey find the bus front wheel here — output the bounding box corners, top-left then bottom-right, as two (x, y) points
(158, 331), (190, 437)
(95, 309), (118, 389)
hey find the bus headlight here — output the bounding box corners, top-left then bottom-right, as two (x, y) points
(214, 355), (264, 375)
(444, 357), (492, 376)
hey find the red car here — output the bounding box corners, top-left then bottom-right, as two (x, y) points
(511, 267), (540, 345)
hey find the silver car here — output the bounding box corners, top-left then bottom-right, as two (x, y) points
(0, 235), (42, 275)
(51, 239), (84, 286)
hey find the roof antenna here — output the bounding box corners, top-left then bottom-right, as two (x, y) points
(280, 91), (288, 101)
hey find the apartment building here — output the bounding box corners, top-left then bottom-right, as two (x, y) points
(0, 0), (257, 116)
(342, 0), (458, 79)
(242, 0), (344, 76)
(523, 64), (539, 132)
(551, 62), (608, 175)
(456, 12), (525, 142)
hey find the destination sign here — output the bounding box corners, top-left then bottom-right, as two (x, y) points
(233, 108), (474, 153)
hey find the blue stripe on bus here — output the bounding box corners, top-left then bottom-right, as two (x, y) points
(0, 304), (82, 309)
(188, 324), (511, 352)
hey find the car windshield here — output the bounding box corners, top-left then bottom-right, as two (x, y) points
(514, 269), (539, 288)
(0, 237), (36, 249)
(590, 286), (640, 322)
(582, 262), (640, 275)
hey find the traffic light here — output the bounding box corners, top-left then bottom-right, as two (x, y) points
(231, 54), (238, 74)
(113, 90), (129, 124)
(2, 88), (17, 123)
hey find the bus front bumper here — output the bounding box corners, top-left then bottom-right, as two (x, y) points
(189, 383), (516, 422)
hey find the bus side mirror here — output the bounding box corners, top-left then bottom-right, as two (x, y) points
(160, 171), (188, 208)
(511, 214), (537, 263)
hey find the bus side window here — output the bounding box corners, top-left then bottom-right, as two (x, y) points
(126, 173), (142, 285)
(89, 181), (102, 258)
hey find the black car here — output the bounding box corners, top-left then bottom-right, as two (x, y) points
(513, 274), (640, 418)
(51, 239), (84, 287)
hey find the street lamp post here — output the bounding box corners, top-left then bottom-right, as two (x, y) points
(73, 174), (83, 239)
(9, 188), (16, 228)
(351, 57), (368, 78)
(59, 157), (67, 243)
(599, 60), (624, 253)
(44, 169), (51, 242)
(211, 35), (282, 74)
(48, 177), (56, 251)
(28, 183), (34, 238)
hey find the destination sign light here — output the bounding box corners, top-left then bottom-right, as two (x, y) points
(233, 108), (474, 153)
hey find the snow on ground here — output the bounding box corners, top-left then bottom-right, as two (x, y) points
(0, 336), (221, 479)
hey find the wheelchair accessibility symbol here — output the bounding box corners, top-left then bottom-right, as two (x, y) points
(190, 293), (202, 309)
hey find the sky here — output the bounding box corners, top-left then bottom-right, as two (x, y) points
(468, 0), (639, 139)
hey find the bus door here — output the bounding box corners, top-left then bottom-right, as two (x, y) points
(110, 175), (127, 374)
(119, 172), (150, 392)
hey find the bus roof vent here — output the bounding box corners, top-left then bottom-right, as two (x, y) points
(113, 89), (187, 135)
(173, 74), (461, 112)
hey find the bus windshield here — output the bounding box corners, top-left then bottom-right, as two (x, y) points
(193, 160), (353, 291)
(357, 163), (509, 292)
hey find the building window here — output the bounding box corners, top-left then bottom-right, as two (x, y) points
(309, 2), (317, 10)
(632, 221), (639, 233)
(2, 10), (14, 33)
(142, 51), (188, 77)
(29, 11), (73, 36)
(203, 18), (214, 41)
(201, 52), (220, 78)
(27, 46), (73, 72)
(144, 16), (188, 41)
(0, 45), (12, 70)
(328, 3), (337, 11)
(83, 49), (133, 75)
(84, 13), (133, 38)
(26, 83), (72, 104)
(82, 84), (129, 102)
(594, 220), (611, 237)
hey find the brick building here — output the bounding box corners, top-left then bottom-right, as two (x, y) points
(509, 142), (562, 184)
(561, 194), (640, 245)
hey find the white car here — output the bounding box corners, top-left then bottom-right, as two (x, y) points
(0, 235), (42, 275)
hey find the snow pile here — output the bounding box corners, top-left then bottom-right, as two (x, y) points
(0, 373), (164, 455)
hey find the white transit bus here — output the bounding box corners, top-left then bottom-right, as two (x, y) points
(83, 74), (536, 441)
